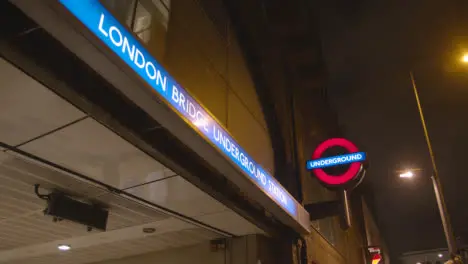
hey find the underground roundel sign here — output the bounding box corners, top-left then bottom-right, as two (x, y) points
(306, 138), (366, 188)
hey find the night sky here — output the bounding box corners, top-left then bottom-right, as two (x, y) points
(313, 0), (468, 261)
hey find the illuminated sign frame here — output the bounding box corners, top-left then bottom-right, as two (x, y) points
(59, 0), (298, 216)
(306, 138), (366, 186)
(367, 246), (382, 264)
(371, 253), (382, 264)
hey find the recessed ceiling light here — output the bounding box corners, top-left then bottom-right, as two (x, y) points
(58, 244), (71, 251)
(143, 227), (156, 234)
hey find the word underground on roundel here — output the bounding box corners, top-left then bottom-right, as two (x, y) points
(306, 152), (366, 170)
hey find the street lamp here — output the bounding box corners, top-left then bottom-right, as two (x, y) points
(461, 53), (468, 63)
(399, 171), (414, 178)
(407, 67), (458, 259)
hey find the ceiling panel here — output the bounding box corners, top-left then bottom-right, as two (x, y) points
(0, 151), (107, 198)
(194, 210), (264, 236)
(0, 44), (260, 264)
(19, 118), (174, 190)
(0, 150), (175, 252)
(0, 210), (101, 251)
(3, 228), (219, 264)
(15, 117), (263, 236)
(0, 58), (86, 146)
(0, 148), (222, 264)
(125, 176), (227, 218)
(94, 192), (171, 229)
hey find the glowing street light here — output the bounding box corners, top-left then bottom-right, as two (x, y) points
(462, 53), (468, 63)
(399, 171), (414, 178)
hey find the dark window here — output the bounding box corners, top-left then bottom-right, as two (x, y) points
(100, 0), (170, 44)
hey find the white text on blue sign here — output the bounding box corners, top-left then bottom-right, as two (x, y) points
(59, 0), (297, 216)
(306, 152), (366, 170)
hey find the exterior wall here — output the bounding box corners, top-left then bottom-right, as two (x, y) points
(220, 0), (380, 263)
(401, 249), (449, 264)
(363, 198), (381, 247)
(93, 242), (225, 264)
(96, 0), (286, 233)
(305, 228), (346, 264)
(362, 197), (390, 263)
(162, 0), (274, 174)
(98, 1), (382, 263)
(305, 215), (366, 264)
(3, 0), (382, 263)
(92, 235), (261, 264)
(143, 0), (388, 261)
(102, 0), (274, 176)
(401, 248), (467, 264)
(295, 79), (367, 263)
(88, 243), (220, 264)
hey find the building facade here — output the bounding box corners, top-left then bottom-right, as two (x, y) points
(401, 249), (450, 264)
(401, 248), (468, 264)
(0, 0), (385, 263)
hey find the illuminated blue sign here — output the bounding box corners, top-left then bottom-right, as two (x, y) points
(59, 0), (297, 216)
(306, 152), (366, 170)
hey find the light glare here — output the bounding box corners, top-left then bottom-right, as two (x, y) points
(462, 54), (468, 63)
(399, 171), (414, 178)
(438, 253), (443, 258)
(58, 244), (71, 251)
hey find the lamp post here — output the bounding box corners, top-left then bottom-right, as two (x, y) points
(404, 66), (460, 259)
(400, 53), (467, 262)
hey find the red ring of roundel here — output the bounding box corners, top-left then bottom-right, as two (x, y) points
(311, 138), (362, 185)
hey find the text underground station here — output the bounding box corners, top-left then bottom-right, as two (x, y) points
(60, 0), (297, 216)
(306, 152), (366, 170)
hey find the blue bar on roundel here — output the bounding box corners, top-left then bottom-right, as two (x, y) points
(306, 152), (366, 170)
